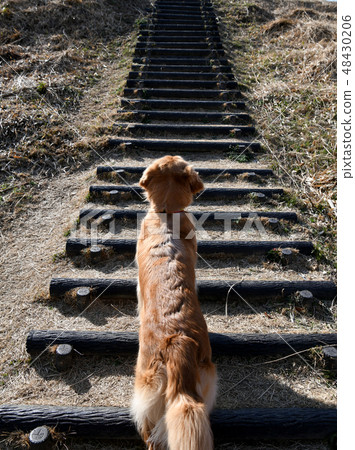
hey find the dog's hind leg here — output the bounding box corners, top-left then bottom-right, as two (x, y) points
(131, 365), (166, 447)
(197, 363), (218, 414)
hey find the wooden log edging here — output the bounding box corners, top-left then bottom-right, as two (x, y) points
(96, 166), (274, 178)
(26, 330), (337, 357)
(49, 277), (337, 301)
(0, 404), (336, 441)
(107, 137), (261, 152)
(79, 208), (298, 223)
(65, 238), (314, 257)
(89, 185), (282, 199)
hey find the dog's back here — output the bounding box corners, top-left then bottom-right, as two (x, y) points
(131, 156), (217, 449)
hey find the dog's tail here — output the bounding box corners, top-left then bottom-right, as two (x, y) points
(162, 334), (213, 450)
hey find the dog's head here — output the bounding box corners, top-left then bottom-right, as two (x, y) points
(139, 156), (204, 212)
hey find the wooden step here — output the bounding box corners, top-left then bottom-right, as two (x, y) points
(26, 330), (336, 356)
(0, 404), (337, 442)
(65, 237), (314, 257)
(50, 277), (336, 301)
(107, 137), (259, 152)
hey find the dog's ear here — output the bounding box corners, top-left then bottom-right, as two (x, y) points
(186, 166), (204, 194)
(139, 167), (153, 190)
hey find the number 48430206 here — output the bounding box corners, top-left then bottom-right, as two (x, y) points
(342, 15), (352, 75)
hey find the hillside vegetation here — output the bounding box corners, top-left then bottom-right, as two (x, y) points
(0, 0), (149, 227)
(214, 0), (336, 264)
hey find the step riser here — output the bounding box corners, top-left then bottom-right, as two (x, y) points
(128, 71), (233, 80)
(96, 166), (274, 178)
(136, 42), (223, 49)
(142, 24), (218, 28)
(120, 99), (246, 110)
(108, 139), (258, 152)
(89, 186), (279, 199)
(27, 330), (334, 357)
(115, 124), (254, 136)
(134, 48), (225, 57)
(150, 18), (215, 24)
(133, 57), (229, 65)
(139, 31), (220, 37)
(66, 239), (313, 258)
(117, 110), (250, 123)
(51, 279), (338, 301)
(125, 80), (238, 89)
(152, 12), (216, 18)
(141, 25), (219, 30)
(138, 36), (222, 43)
(153, 2), (213, 7)
(79, 210), (296, 226)
(123, 89), (242, 100)
(0, 404), (337, 442)
(154, 3), (213, 7)
(131, 64), (232, 73)
(151, 14), (216, 19)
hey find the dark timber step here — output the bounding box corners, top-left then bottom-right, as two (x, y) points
(155, 1), (212, 6)
(125, 79), (237, 89)
(79, 209), (298, 224)
(154, 1), (213, 5)
(108, 137), (259, 152)
(65, 238), (314, 257)
(115, 123), (254, 136)
(127, 71), (234, 80)
(132, 57), (229, 66)
(153, 11), (213, 16)
(152, 13), (216, 20)
(149, 8), (214, 13)
(139, 32), (221, 40)
(0, 404), (337, 442)
(152, 7), (215, 12)
(26, 330), (336, 356)
(153, 3), (213, 7)
(142, 24), (219, 30)
(152, 5), (214, 10)
(130, 64), (233, 73)
(138, 35), (222, 43)
(134, 48), (225, 57)
(151, 17), (209, 24)
(139, 29), (218, 34)
(121, 99), (245, 110)
(50, 278), (336, 301)
(96, 165), (273, 178)
(89, 185), (278, 200)
(117, 110), (250, 123)
(136, 42), (223, 49)
(89, 185), (280, 201)
(123, 88), (241, 100)
(152, 11), (212, 16)
(149, 15), (215, 20)
(149, 21), (216, 28)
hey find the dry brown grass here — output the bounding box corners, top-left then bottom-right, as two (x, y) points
(214, 0), (337, 265)
(0, 0), (150, 228)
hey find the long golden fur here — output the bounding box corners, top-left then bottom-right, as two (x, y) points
(131, 155), (217, 450)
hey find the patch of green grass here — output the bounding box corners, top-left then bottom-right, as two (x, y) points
(63, 228), (71, 237)
(312, 242), (327, 263)
(36, 81), (47, 94)
(228, 149), (253, 162)
(52, 251), (66, 263)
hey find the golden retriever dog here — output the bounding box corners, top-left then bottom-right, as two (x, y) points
(131, 155), (217, 450)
